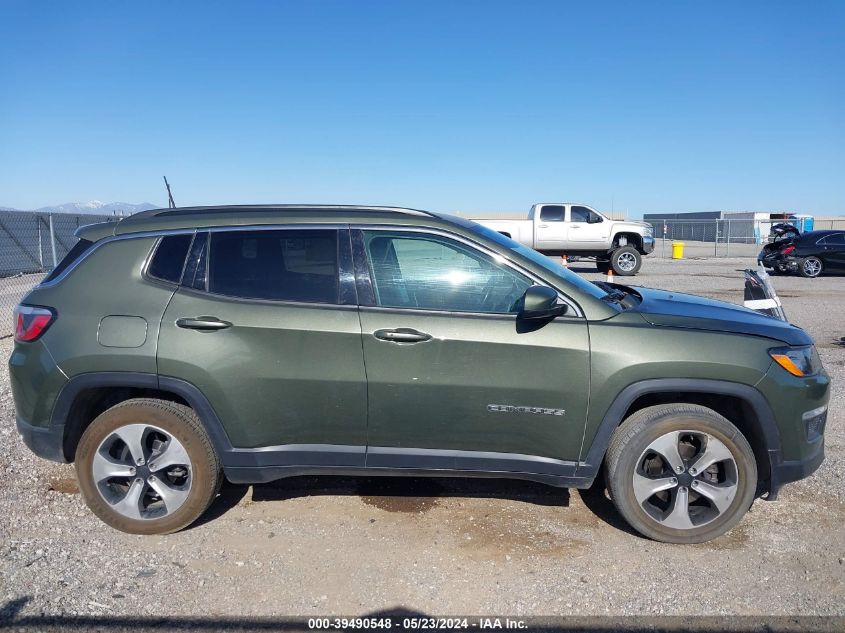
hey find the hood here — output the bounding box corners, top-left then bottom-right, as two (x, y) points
(632, 287), (812, 346)
(612, 219), (651, 231)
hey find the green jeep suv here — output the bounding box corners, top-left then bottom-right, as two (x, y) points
(10, 206), (829, 543)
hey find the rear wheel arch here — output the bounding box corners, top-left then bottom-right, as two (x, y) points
(582, 379), (779, 494)
(55, 373), (234, 462)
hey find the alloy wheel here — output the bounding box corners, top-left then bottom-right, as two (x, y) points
(632, 430), (738, 530)
(92, 423), (193, 520)
(802, 258), (822, 277)
(617, 252), (637, 272)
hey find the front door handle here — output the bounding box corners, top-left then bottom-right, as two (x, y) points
(176, 317), (232, 331)
(373, 328), (432, 343)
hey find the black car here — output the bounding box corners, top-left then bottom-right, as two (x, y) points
(759, 229), (845, 278)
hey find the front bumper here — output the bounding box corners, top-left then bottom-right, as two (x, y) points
(641, 236), (655, 254)
(767, 437), (824, 500)
(16, 415), (67, 463)
(755, 359), (829, 499)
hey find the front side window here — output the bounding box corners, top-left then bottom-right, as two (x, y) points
(570, 206), (601, 223)
(539, 205), (566, 221)
(362, 231), (533, 313)
(208, 229), (339, 303)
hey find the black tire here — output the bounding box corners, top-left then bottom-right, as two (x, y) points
(610, 246), (642, 276)
(75, 398), (221, 535)
(595, 259), (611, 274)
(604, 404), (757, 544)
(799, 256), (823, 278)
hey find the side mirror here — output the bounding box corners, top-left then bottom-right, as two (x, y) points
(588, 214), (603, 224)
(518, 286), (567, 320)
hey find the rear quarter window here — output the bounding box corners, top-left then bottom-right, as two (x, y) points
(147, 234), (193, 283)
(42, 238), (94, 283)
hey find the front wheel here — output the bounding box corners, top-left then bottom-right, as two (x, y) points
(799, 256), (823, 278)
(605, 404), (757, 543)
(610, 246), (642, 276)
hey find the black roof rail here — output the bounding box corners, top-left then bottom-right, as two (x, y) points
(124, 204), (436, 221)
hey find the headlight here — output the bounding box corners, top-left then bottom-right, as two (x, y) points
(643, 224), (654, 237)
(769, 345), (822, 377)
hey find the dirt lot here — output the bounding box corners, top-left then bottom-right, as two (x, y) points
(1, 256), (843, 620)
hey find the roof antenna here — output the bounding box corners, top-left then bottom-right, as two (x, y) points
(163, 176), (176, 209)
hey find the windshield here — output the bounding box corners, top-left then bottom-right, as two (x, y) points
(470, 224), (609, 300)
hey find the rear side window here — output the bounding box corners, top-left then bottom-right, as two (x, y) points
(208, 229), (339, 303)
(539, 205), (565, 221)
(819, 233), (845, 245)
(42, 238), (94, 283)
(147, 234), (193, 283)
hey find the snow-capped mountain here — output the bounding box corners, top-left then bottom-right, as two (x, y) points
(1, 201), (158, 215)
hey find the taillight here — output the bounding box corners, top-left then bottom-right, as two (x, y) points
(14, 305), (56, 342)
(781, 245), (795, 255)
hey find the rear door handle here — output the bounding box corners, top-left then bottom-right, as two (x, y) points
(176, 317), (232, 331)
(373, 328), (432, 343)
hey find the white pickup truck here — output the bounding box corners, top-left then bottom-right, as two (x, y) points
(473, 203), (655, 275)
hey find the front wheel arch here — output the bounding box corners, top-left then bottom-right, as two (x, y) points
(581, 379), (779, 495)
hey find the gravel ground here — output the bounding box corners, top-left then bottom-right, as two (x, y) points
(1, 256), (843, 621)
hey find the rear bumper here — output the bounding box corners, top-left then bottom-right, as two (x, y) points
(758, 250), (800, 271)
(16, 415), (67, 463)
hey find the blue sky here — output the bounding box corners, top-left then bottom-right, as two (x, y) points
(1, 1), (843, 217)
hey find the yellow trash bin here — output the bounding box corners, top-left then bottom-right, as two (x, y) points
(672, 241), (685, 259)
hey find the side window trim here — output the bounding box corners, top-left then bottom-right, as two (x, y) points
(350, 229), (376, 306)
(180, 231), (209, 291)
(350, 226), (581, 318)
(338, 227), (358, 306)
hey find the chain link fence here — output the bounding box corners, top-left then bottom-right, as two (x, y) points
(1, 211), (120, 337)
(646, 219), (761, 259)
(645, 218), (845, 259)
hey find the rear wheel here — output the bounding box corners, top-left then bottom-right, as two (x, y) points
(75, 398), (221, 535)
(799, 256), (823, 278)
(605, 404), (757, 543)
(610, 246), (641, 276)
